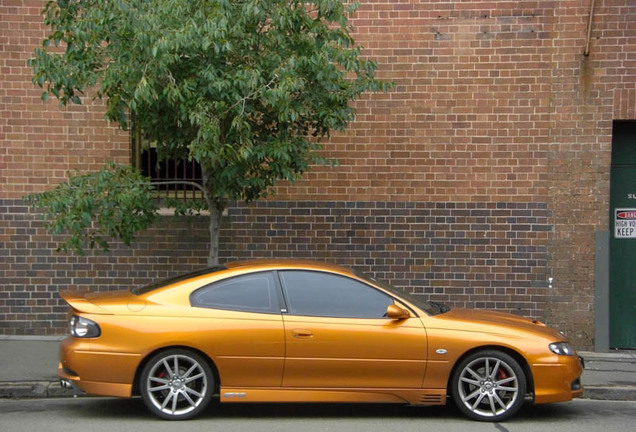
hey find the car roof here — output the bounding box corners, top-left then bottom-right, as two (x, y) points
(224, 259), (352, 275)
(133, 260), (355, 296)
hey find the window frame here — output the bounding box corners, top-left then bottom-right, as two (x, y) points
(276, 269), (396, 319)
(189, 271), (284, 315)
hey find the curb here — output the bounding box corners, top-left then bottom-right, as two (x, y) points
(2, 381), (636, 402)
(0, 381), (77, 399)
(581, 385), (636, 401)
(579, 351), (636, 362)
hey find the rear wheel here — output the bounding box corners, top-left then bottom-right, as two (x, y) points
(451, 350), (526, 421)
(140, 349), (214, 420)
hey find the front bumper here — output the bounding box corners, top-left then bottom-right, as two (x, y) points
(531, 354), (584, 404)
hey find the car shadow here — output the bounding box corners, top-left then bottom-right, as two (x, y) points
(67, 397), (582, 423)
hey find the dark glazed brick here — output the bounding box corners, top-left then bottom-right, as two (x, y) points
(1, 199), (551, 335)
(532, 225), (553, 232)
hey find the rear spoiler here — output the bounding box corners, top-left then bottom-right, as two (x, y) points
(59, 290), (113, 314)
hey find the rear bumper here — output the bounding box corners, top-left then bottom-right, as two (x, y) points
(59, 376), (85, 395)
(58, 362), (133, 398)
(58, 337), (137, 398)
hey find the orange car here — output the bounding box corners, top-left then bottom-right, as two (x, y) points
(58, 260), (583, 421)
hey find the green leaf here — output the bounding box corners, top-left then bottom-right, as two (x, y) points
(28, 0), (390, 259)
(24, 162), (158, 254)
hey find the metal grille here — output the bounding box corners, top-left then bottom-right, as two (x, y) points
(132, 129), (203, 200)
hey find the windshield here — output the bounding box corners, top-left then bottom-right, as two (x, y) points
(131, 265), (226, 295)
(354, 271), (450, 316)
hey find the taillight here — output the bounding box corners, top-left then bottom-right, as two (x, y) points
(69, 315), (101, 338)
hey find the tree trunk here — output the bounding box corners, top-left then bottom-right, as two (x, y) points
(201, 165), (225, 266)
(207, 204), (222, 266)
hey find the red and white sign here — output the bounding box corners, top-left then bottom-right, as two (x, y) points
(615, 208), (636, 238)
(616, 211), (636, 220)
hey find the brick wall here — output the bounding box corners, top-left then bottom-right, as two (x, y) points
(222, 201), (551, 315)
(1, 1), (635, 348)
(0, 0), (129, 200)
(544, 1), (634, 344)
(1, 198), (549, 334)
(0, 199), (210, 334)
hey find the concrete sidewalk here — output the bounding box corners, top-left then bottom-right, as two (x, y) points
(0, 336), (635, 401)
(578, 350), (636, 401)
(0, 336), (71, 398)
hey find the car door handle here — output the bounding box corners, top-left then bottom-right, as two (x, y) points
(292, 329), (314, 339)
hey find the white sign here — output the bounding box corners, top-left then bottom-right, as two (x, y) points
(615, 208), (636, 238)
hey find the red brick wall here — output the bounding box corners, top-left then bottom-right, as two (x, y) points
(1, 1), (635, 348)
(278, 0), (557, 202)
(545, 0), (634, 343)
(0, 0), (129, 199)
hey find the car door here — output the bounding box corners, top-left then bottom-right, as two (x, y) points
(189, 271), (285, 387)
(279, 270), (427, 389)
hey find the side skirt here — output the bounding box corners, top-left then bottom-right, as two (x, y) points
(219, 387), (447, 406)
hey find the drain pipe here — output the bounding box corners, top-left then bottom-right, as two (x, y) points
(584, 0), (596, 56)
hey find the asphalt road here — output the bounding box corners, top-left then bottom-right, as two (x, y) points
(0, 398), (634, 432)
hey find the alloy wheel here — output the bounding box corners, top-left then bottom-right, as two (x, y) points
(452, 350), (526, 421)
(141, 350), (213, 420)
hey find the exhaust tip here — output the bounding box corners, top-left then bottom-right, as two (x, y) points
(59, 378), (85, 397)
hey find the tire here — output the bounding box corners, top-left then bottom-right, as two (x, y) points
(140, 349), (214, 420)
(450, 350), (526, 422)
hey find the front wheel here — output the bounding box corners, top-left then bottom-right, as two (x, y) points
(140, 349), (214, 420)
(451, 350), (527, 422)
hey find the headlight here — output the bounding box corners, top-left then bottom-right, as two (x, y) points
(549, 342), (574, 356)
(69, 315), (101, 338)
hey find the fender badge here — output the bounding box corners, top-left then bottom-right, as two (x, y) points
(436, 349), (448, 355)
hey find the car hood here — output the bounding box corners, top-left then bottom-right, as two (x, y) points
(430, 308), (565, 340)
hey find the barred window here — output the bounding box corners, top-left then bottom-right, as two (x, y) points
(131, 127), (203, 200)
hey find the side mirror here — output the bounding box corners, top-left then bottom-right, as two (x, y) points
(386, 303), (410, 320)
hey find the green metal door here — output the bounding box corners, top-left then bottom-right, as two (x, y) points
(609, 121), (636, 349)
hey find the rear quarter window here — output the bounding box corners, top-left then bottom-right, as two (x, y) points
(190, 271), (280, 314)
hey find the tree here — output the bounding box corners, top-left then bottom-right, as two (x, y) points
(28, 0), (389, 265)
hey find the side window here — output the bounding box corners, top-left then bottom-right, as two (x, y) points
(190, 272), (279, 314)
(279, 271), (393, 318)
